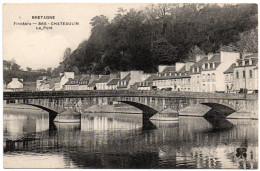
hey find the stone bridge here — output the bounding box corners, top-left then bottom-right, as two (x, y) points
(3, 90), (258, 122)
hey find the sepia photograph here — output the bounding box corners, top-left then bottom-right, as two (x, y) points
(2, 3), (258, 169)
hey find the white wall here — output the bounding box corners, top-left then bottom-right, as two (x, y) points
(7, 78), (23, 89)
(175, 62), (185, 72)
(216, 51), (240, 91)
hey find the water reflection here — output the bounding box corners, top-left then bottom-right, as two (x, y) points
(3, 111), (258, 169)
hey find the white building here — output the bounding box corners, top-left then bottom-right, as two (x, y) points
(153, 62), (193, 91)
(224, 63), (236, 93)
(117, 71), (146, 89)
(56, 72), (75, 90)
(190, 50), (240, 92)
(233, 53), (258, 93)
(107, 78), (120, 90)
(7, 78), (23, 91)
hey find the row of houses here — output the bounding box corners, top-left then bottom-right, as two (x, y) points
(153, 50), (258, 93)
(35, 70), (151, 91)
(5, 48), (258, 93)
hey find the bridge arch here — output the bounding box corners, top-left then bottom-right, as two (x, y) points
(119, 101), (159, 119)
(20, 104), (59, 122)
(201, 103), (236, 118)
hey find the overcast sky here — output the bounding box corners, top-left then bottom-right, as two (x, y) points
(3, 3), (147, 70)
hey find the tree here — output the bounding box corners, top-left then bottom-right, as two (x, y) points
(63, 48), (71, 61)
(26, 67), (32, 71)
(51, 4), (258, 74)
(3, 60), (11, 70)
(235, 28), (258, 53)
(151, 37), (178, 65)
(11, 63), (21, 71)
(47, 67), (52, 75)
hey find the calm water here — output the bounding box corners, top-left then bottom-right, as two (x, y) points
(3, 108), (258, 169)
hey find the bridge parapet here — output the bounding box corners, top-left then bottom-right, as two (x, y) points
(3, 90), (258, 119)
(3, 90), (257, 100)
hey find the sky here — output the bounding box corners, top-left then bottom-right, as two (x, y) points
(3, 3), (148, 70)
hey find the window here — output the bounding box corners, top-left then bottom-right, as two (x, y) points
(205, 63), (208, 69)
(212, 73), (215, 81)
(236, 71), (239, 79)
(250, 70), (253, 78)
(210, 63), (213, 69)
(202, 84), (206, 92)
(245, 60), (249, 66)
(207, 74), (210, 82)
(243, 71), (245, 78)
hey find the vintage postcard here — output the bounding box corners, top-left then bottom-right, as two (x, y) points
(2, 3), (258, 169)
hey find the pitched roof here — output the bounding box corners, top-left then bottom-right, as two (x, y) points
(224, 63), (236, 74)
(96, 75), (110, 83)
(244, 53), (258, 58)
(191, 57), (208, 68)
(162, 66), (175, 73)
(153, 73), (190, 80)
(88, 81), (96, 87)
(81, 76), (91, 81)
(144, 74), (157, 82)
(208, 54), (221, 62)
(65, 78), (79, 85)
(107, 78), (120, 85)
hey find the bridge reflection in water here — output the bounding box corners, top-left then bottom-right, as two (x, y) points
(3, 109), (258, 169)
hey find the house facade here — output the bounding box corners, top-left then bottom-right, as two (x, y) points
(190, 55), (207, 92)
(224, 63), (236, 93)
(190, 50), (240, 92)
(107, 78), (120, 90)
(137, 74), (155, 90)
(233, 53), (258, 93)
(117, 71), (145, 89)
(153, 62), (193, 91)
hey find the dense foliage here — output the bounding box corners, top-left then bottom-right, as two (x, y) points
(51, 4), (258, 75)
(3, 60), (52, 83)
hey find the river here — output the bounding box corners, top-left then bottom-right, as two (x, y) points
(3, 106), (258, 169)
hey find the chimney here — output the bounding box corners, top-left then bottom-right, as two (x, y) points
(120, 71), (130, 79)
(208, 53), (214, 60)
(175, 62), (185, 72)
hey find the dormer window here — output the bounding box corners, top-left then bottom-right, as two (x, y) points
(205, 63), (208, 69)
(245, 60), (249, 66)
